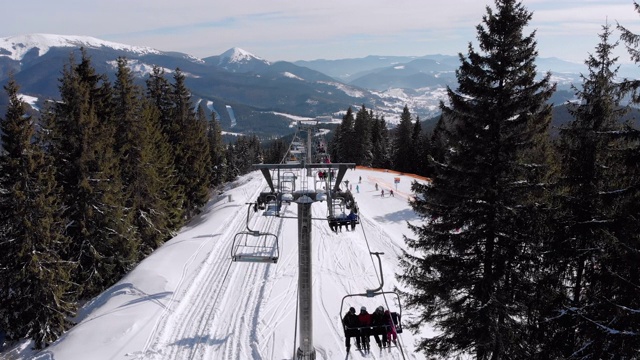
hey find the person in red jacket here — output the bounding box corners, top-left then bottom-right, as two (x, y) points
(358, 306), (372, 352)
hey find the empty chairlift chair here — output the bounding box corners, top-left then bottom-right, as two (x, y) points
(231, 203), (280, 263)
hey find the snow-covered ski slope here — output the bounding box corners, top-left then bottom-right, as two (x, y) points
(21, 168), (433, 360)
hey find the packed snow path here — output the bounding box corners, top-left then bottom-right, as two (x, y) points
(26, 169), (430, 360)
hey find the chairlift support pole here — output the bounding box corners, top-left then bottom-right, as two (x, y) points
(296, 194), (315, 360)
(254, 162), (355, 360)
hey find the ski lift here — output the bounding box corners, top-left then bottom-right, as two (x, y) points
(231, 203), (279, 263)
(280, 171), (296, 203)
(262, 195), (280, 217)
(339, 253), (403, 347)
(327, 196), (359, 232)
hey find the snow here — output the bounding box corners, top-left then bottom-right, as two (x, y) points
(105, 60), (178, 78)
(219, 47), (270, 65)
(17, 94), (38, 110)
(283, 72), (304, 81)
(0, 34), (161, 61)
(3, 167), (433, 360)
(318, 81), (365, 98)
(393, 66), (405, 70)
(267, 111), (316, 122)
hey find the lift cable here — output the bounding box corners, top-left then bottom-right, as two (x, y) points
(356, 218), (408, 360)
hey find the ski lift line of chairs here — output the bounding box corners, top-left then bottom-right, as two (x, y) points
(339, 253), (404, 349)
(326, 192), (360, 232)
(231, 203), (280, 263)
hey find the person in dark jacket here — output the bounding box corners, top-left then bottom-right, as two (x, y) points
(358, 306), (372, 352)
(342, 307), (361, 351)
(371, 306), (388, 348)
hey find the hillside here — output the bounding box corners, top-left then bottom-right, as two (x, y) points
(4, 168), (432, 360)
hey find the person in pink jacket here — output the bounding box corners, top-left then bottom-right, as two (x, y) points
(384, 310), (397, 346)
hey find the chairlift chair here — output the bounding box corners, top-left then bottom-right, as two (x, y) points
(339, 253), (404, 348)
(231, 203), (280, 263)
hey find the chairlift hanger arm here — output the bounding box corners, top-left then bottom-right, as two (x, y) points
(254, 163), (355, 193)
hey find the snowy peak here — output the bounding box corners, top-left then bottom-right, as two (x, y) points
(219, 47), (269, 65)
(214, 47), (270, 72)
(0, 33), (162, 61)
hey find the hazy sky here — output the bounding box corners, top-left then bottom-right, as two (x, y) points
(2, 0), (639, 63)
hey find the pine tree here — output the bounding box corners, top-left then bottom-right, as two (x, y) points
(392, 105), (414, 172)
(353, 104), (373, 166)
(170, 70), (211, 219)
(550, 23), (640, 359)
(370, 115), (391, 168)
(399, 1), (554, 358)
(331, 107), (356, 163)
(410, 116), (426, 174)
(0, 78), (75, 348)
(145, 65), (185, 229)
(46, 51), (136, 298)
(113, 57), (176, 258)
(264, 138), (288, 165)
(207, 111), (227, 186)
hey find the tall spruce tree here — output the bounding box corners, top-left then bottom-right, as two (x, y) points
(145, 66), (185, 229)
(370, 115), (391, 168)
(353, 104), (373, 166)
(0, 78), (75, 348)
(392, 105), (414, 172)
(113, 57), (177, 257)
(550, 23), (640, 359)
(207, 111), (227, 186)
(410, 116), (426, 174)
(331, 107), (356, 163)
(399, 1), (554, 358)
(46, 51), (136, 298)
(170, 69), (211, 219)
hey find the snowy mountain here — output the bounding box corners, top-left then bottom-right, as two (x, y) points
(2, 168), (433, 360)
(205, 47), (271, 72)
(0, 33), (163, 61)
(0, 34), (394, 137)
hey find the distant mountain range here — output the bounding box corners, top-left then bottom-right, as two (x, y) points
(1, 34), (634, 137)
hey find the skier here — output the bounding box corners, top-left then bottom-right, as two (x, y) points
(342, 307), (361, 351)
(371, 306), (387, 348)
(385, 310), (398, 346)
(356, 184), (360, 193)
(359, 176), (362, 183)
(358, 306), (372, 352)
(390, 189), (394, 197)
(375, 183), (378, 191)
(381, 189), (385, 197)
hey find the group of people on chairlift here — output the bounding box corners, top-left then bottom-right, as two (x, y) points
(342, 305), (399, 353)
(329, 208), (358, 232)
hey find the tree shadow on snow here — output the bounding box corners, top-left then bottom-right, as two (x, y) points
(171, 333), (230, 348)
(372, 208), (418, 223)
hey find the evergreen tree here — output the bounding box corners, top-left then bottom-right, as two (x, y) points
(264, 138), (288, 165)
(113, 57), (176, 258)
(410, 116), (426, 174)
(370, 115), (391, 168)
(207, 111), (227, 186)
(46, 51), (136, 298)
(0, 78), (75, 348)
(399, 1), (554, 358)
(392, 105), (414, 172)
(170, 70), (211, 219)
(145, 66), (185, 229)
(550, 23), (640, 359)
(353, 104), (373, 166)
(331, 107), (356, 163)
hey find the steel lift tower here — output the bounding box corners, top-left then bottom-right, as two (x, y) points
(254, 162), (354, 360)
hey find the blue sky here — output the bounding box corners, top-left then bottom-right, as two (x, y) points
(3, 0), (639, 63)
